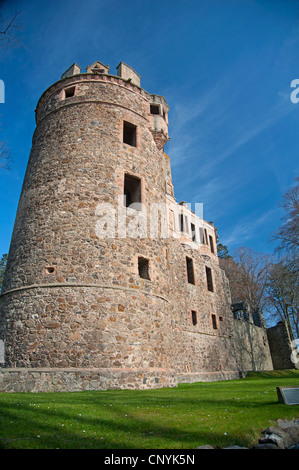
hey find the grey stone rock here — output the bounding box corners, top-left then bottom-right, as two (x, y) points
(288, 444), (299, 449)
(195, 445), (214, 449)
(259, 436), (284, 449)
(253, 443), (279, 449)
(223, 445), (249, 449)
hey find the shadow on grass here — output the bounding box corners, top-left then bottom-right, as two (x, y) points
(0, 370), (298, 449)
(0, 398), (243, 449)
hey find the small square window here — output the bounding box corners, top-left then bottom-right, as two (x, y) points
(64, 86), (75, 98)
(150, 104), (160, 115)
(191, 310), (197, 326)
(123, 121), (137, 147)
(138, 257), (150, 280)
(206, 266), (214, 292)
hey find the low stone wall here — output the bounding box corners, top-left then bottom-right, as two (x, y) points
(0, 367), (177, 393)
(0, 368), (244, 392)
(177, 370), (243, 383)
(233, 319), (273, 371)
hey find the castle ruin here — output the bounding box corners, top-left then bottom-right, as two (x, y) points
(0, 60), (294, 392)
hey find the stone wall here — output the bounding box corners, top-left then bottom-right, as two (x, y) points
(0, 367), (177, 393)
(267, 321), (297, 370)
(233, 318), (273, 371)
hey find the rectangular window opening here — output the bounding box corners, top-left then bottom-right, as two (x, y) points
(123, 121), (137, 147)
(186, 256), (195, 285)
(191, 223), (196, 242)
(199, 227), (204, 244)
(209, 235), (215, 253)
(150, 104), (160, 115)
(138, 257), (150, 280)
(64, 86), (75, 98)
(212, 314), (218, 329)
(180, 213), (184, 232)
(206, 266), (214, 291)
(191, 310), (197, 326)
(124, 174), (141, 209)
(204, 229), (208, 245)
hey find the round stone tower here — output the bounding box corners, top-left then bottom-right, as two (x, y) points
(0, 60), (178, 389)
(0, 60), (246, 392)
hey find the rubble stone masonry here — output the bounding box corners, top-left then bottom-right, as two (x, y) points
(0, 61), (274, 392)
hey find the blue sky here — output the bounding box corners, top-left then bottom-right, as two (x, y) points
(0, 0), (298, 257)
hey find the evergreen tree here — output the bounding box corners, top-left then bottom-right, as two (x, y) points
(217, 243), (232, 259)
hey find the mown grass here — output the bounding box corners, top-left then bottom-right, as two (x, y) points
(0, 370), (298, 449)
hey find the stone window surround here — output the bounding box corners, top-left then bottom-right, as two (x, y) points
(60, 85), (78, 100)
(122, 119), (139, 148)
(121, 169), (145, 209)
(149, 103), (167, 121)
(191, 309), (197, 326)
(186, 256), (196, 285)
(129, 253), (152, 280)
(138, 256), (151, 280)
(205, 265), (214, 292)
(211, 313), (218, 330)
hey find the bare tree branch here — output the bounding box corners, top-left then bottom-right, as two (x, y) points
(0, 8), (22, 52)
(0, 141), (11, 170)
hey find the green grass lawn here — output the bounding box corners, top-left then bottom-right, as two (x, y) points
(0, 370), (298, 449)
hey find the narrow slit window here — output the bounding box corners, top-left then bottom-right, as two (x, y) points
(179, 213), (184, 232)
(64, 86), (75, 98)
(212, 314), (217, 329)
(209, 235), (215, 253)
(204, 229), (208, 245)
(206, 266), (214, 292)
(150, 104), (160, 115)
(191, 310), (197, 326)
(138, 257), (150, 280)
(123, 121), (137, 147)
(186, 256), (195, 285)
(191, 223), (196, 242)
(124, 174), (141, 209)
(199, 227), (204, 244)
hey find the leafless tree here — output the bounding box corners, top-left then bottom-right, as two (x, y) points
(265, 257), (299, 339)
(273, 176), (299, 255)
(220, 246), (272, 315)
